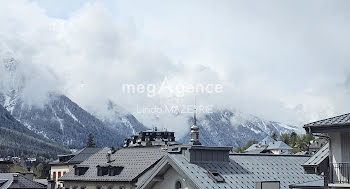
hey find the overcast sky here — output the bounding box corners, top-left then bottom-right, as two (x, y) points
(1, 0), (350, 128)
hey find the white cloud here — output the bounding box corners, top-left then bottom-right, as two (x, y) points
(1, 0), (350, 135)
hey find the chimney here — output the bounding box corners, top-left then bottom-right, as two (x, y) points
(47, 180), (55, 189)
(190, 108), (201, 145)
(107, 149), (112, 163)
(13, 174), (19, 182)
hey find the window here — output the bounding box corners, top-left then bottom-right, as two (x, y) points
(75, 167), (89, 176)
(52, 172), (56, 180)
(109, 166), (124, 176)
(63, 171), (66, 175)
(97, 166), (109, 176)
(97, 166), (124, 176)
(119, 186), (125, 189)
(58, 172), (61, 178)
(175, 181), (182, 189)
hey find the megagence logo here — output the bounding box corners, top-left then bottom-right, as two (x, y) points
(122, 77), (223, 97)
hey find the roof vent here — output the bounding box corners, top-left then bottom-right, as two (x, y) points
(208, 170), (225, 183)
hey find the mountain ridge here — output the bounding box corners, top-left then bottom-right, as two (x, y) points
(0, 103), (69, 157)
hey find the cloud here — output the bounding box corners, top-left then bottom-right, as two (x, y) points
(1, 0), (350, 135)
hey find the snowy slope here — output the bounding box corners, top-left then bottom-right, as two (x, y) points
(0, 103), (68, 157)
(93, 100), (148, 137)
(136, 108), (302, 148)
(0, 57), (143, 148)
(0, 93), (125, 148)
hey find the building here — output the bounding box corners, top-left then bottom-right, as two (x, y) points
(267, 141), (293, 155)
(303, 112), (350, 188)
(123, 127), (176, 147)
(245, 136), (293, 155)
(59, 147), (166, 189)
(136, 111), (320, 189)
(49, 147), (102, 188)
(0, 173), (46, 189)
(308, 138), (328, 155)
(137, 145), (321, 189)
(58, 110), (321, 189)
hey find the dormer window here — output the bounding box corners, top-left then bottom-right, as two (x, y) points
(97, 165), (124, 176)
(97, 166), (109, 176)
(74, 166), (89, 176)
(109, 166), (124, 176)
(208, 170), (225, 183)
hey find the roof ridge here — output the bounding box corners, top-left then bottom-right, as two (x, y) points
(304, 112), (350, 127)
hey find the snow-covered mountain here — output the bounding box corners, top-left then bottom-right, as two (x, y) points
(0, 57), (301, 149)
(136, 108), (302, 148)
(0, 58), (148, 148)
(0, 92), (126, 148)
(0, 103), (68, 157)
(95, 100), (148, 137)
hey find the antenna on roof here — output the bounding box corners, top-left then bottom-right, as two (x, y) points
(194, 96), (197, 125)
(190, 95), (201, 145)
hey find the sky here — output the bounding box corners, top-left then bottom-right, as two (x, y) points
(1, 0), (350, 130)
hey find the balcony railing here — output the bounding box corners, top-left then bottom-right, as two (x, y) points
(330, 163), (350, 184)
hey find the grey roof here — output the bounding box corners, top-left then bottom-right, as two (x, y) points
(60, 147), (166, 182)
(50, 147), (102, 165)
(244, 144), (266, 153)
(304, 113), (350, 127)
(0, 173), (46, 189)
(139, 153), (321, 189)
(303, 143), (329, 166)
(289, 179), (324, 188)
(245, 136), (277, 153)
(267, 141), (293, 150)
(260, 136), (276, 145)
(68, 147), (102, 164)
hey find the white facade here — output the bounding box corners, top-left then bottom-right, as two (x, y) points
(152, 167), (194, 189)
(50, 164), (74, 188)
(329, 132), (350, 188)
(62, 181), (131, 189)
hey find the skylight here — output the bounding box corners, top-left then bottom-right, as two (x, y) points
(208, 170), (225, 183)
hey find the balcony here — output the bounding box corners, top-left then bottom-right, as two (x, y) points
(330, 163), (350, 187)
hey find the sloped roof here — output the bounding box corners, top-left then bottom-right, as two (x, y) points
(0, 173), (46, 189)
(245, 144), (261, 151)
(267, 141), (292, 150)
(244, 144), (266, 153)
(139, 153), (321, 189)
(260, 136), (276, 145)
(50, 147), (102, 165)
(289, 179), (324, 188)
(68, 147), (102, 164)
(59, 147), (166, 182)
(303, 142), (329, 166)
(304, 113), (350, 127)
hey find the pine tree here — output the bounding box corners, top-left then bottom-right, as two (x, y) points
(87, 133), (96, 147)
